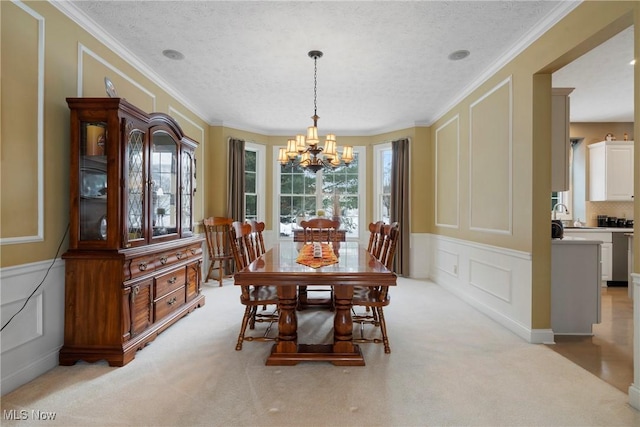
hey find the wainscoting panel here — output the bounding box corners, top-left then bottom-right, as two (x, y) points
(0, 259), (65, 395)
(468, 258), (512, 303)
(429, 235), (536, 342)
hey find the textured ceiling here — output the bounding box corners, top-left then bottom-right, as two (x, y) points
(61, 1), (633, 136)
(553, 26), (635, 123)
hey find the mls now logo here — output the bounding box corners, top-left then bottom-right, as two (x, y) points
(3, 409), (57, 420)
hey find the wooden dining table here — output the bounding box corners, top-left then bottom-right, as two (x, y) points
(233, 241), (397, 366)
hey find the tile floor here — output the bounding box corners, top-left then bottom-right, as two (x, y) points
(548, 286), (633, 392)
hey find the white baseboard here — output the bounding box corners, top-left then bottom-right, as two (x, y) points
(629, 383), (640, 411)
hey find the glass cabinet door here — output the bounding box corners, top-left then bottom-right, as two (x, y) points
(79, 121), (108, 241)
(181, 150), (194, 235)
(151, 131), (178, 238)
(125, 128), (145, 245)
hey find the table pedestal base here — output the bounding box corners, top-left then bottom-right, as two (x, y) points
(265, 344), (365, 366)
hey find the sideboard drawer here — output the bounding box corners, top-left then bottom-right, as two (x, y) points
(126, 255), (156, 280)
(154, 287), (186, 322)
(154, 267), (186, 298)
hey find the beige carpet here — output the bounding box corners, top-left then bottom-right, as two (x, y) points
(2, 277), (639, 426)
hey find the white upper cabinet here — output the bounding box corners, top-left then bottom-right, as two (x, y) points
(589, 140), (634, 201)
(551, 88), (573, 192)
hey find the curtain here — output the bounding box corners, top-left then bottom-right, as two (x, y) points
(391, 138), (410, 276)
(227, 138), (245, 221)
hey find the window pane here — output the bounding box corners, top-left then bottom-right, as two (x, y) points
(246, 198), (257, 222)
(245, 150), (256, 172)
(382, 150), (392, 193)
(245, 171), (256, 193)
(381, 195), (391, 224)
(281, 174), (293, 194)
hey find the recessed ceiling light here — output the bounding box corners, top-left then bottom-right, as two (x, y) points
(448, 50), (470, 61)
(163, 49), (184, 60)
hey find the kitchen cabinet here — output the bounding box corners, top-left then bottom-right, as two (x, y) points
(589, 141), (634, 201)
(60, 98), (205, 367)
(564, 230), (611, 283)
(551, 88), (573, 191)
(563, 229), (635, 285)
(551, 238), (601, 335)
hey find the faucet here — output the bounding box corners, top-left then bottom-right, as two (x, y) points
(552, 203), (569, 220)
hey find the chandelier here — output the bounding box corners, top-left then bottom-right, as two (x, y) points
(278, 50), (353, 173)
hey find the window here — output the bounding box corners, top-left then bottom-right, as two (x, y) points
(244, 142), (265, 222)
(374, 143), (392, 224)
(275, 146), (366, 239)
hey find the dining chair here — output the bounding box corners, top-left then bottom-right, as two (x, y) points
(229, 221), (278, 351)
(297, 217), (341, 310)
(366, 221), (385, 257)
(352, 221), (400, 353)
(248, 220), (266, 259)
(203, 216), (235, 286)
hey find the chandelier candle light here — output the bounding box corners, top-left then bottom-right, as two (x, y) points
(278, 50), (353, 173)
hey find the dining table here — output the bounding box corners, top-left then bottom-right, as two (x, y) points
(233, 241), (397, 366)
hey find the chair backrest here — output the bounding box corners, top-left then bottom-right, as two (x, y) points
(203, 217), (233, 258)
(299, 218), (340, 244)
(229, 221), (254, 271)
(367, 221), (385, 258)
(378, 222), (400, 270)
(248, 220), (266, 258)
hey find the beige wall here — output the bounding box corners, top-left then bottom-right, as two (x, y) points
(429, 1), (639, 329)
(1, 1), (208, 267)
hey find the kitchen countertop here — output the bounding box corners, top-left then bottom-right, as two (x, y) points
(563, 227), (633, 233)
(552, 236), (603, 245)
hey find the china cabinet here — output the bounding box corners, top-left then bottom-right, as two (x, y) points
(589, 140), (634, 201)
(61, 98), (205, 367)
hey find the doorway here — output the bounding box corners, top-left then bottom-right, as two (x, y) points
(549, 24), (635, 394)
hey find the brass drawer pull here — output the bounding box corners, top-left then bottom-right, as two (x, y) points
(138, 262), (147, 271)
(167, 297), (178, 306)
(160, 256), (168, 265)
(176, 252), (184, 259)
(168, 277), (177, 284)
(190, 248), (197, 255)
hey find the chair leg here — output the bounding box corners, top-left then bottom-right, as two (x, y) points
(376, 307), (391, 354)
(206, 260), (215, 283)
(218, 261), (224, 286)
(249, 306), (258, 329)
(236, 305), (253, 351)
